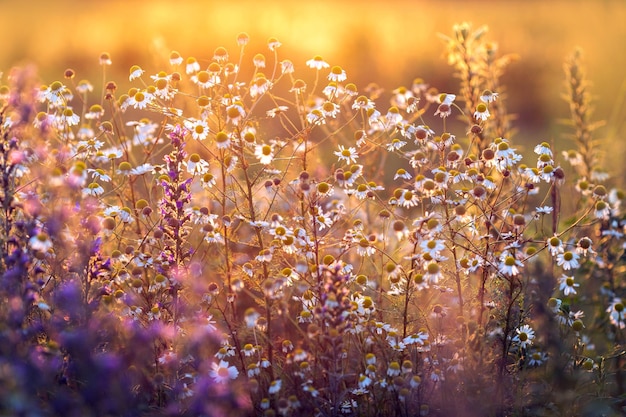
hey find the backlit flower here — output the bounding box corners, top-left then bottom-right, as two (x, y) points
(254, 144), (274, 165)
(334, 145), (358, 164)
(328, 65), (347, 82)
(186, 57), (201, 74)
(480, 89), (498, 103)
(607, 298), (625, 329)
(210, 360), (239, 383)
(513, 324), (535, 349)
(556, 251), (579, 270)
(474, 103), (490, 121)
(558, 274), (579, 296)
(499, 252), (523, 276)
(306, 55), (330, 70)
(29, 233), (52, 252)
(129, 65), (144, 81)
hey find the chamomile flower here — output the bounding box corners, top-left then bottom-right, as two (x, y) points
(434, 103), (452, 118)
(186, 153), (210, 175)
(184, 118), (209, 141)
(29, 232), (53, 253)
(266, 106), (289, 118)
(321, 101), (340, 118)
(394, 168), (412, 180)
(169, 51), (183, 66)
(129, 65), (144, 81)
(306, 55), (330, 70)
(534, 141), (553, 157)
(387, 138), (407, 151)
(480, 89), (498, 103)
(226, 101), (246, 124)
(499, 252), (523, 276)
(607, 298), (625, 329)
(527, 350), (547, 367)
(280, 59), (294, 74)
(130, 90), (152, 110)
(42, 81), (69, 106)
(130, 163), (154, 176)
(59, 108), (80, 126)
(414, 125), (434, 142)
(536, 205), (553, 215)
(594, 200), (611, 220)
(556, 251), (580, 270)
(438, 93), (456, 105)
(83, 182), (105, 197)
(210, 360), (239, 383)
(576, 237), (594, 256)
(558, 274), (579, 296)
(474, 103), (490, 121)
(334, 145), (358, 164)
(420, 239), (446, 257)
(254, 144), (274, 165)
(327, 66), (347, 82)
(268, 379), (282, 394)
(423, 262), (443, 284)
(547, 235), (564, 256)
(387, 361), (401, 377)
(214, 131), (231, 149)
(513, 324), (535, 349)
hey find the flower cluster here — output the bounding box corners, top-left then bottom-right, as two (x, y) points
(0, 23), (624, 417)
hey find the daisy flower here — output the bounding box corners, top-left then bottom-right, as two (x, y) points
(266, 106), (289, 118)
(184, 118), (209, 141)
(29, 233), (53, 253)
(186, 154), (210, 175)
(423, 262), (442, 284)
(356, 238), (375, 257)
(334, 145), (359, 164)
(547, 235), (564, 256)
(306, 55), (330, 70)
(474, 103), (490, 121)
(594, 200), (611, 220)
(607, 298), (625, 329)
(403, 331), (429, 346)
(130, 90), (151, 110)
(480, 89), (498, 103)
(387, 361), (401, 377)
(321, 101), (340, 118)
(527, 350), (547, 367)
(534, 141), (553, 157)
(499, 252), (523, 276)
(328, 65), (347, 82)
(280, 59), (294, 74)
(83, 182), (105, 197)
(59, 108), (80, 126)
(268, 379), (282, 394)
(129, 65), (144, 81)
(186, 57), (200, 74)
(556, 251), (580, 270)
(420, 239), (446, 257)
(215, 131), (231, 149)
(576, 237), (594, 256)
(434, 103), (452, 118)
(210, 360), (239, 383)
(394, 168), (412, 180)
(130, 163), (154, 176)
(513, 324), (535, 349)
(254, 144), (274, 165)
(536, 205), (553, 215)
(558, 274), (579, 296)
(169, 50), (183, 66)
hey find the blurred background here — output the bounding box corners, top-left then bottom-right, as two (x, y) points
(1, 0), (625, 179)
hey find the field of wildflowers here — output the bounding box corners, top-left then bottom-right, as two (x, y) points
(0, 22), (624, 417)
